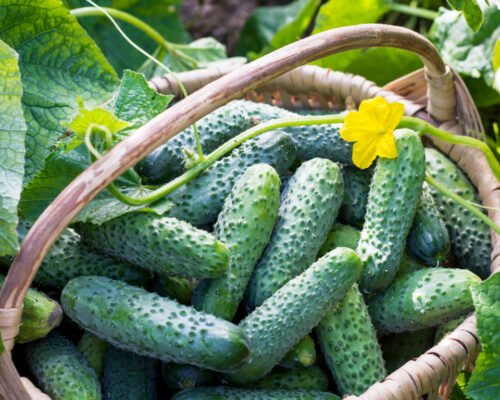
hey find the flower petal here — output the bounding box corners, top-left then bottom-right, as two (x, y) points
(377, 132), (398, 159)
(352, 134), (379, 169)
(386, 102), (405, 131)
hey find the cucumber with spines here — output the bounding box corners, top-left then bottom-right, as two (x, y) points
(193, 164), (281, 320)
(172, 387), (340, 400)
(434, 316), (467, 344)
(339, 165), (372, 227)
(246, 366), (329, 391)
(61, 276), (250, 372)
(76, 213), (229, 279)
(245, 158), (344, 311)
(162, 363), (217, 391)
(154, 275), (195, 305)
(279, 336), (316, 369)
(78, 331), (108, 379)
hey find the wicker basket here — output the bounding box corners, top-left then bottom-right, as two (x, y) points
(0, 24), (498, 400)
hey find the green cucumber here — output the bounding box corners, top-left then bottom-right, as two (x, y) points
(165, 131), (296, 227)
(61, 276), (250, 372)
(407, 183), (450, 266)
(245, 158), (344, 311)
(357, 129), (425, 295)
(425, 148), (492, 278)
(162, 363), (217, 391)
(279, 336), (316, 369)
(434, 316), (467, 344)
(368, 268), (481, 333)
(172, 387), (340, 400)
(25, 331), (101, 400)
(76, 213), (229, 279)
(380, 328), (435, 373)
(316, 284), (386, 396)
(138, 102), (255, 183)
(102, 346), (158, 400)
(78, 331), (108, 379)
(0, 275), (62, 343)
(339, 166), (372, 228)
(154, 275), (195, 305)
(226, 248), (362, 383)
(193, 164), (281, 320)
(247, 367), (329, 391)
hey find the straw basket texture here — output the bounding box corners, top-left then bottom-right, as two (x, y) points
(0, 24), (498, 400)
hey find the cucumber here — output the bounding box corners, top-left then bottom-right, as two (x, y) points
(102, 346), (158, 400)
(247, 367), (329, 391)
(226, 248), (362, 383)
(316, 284), (386, 396)
(245, 158), (344, 311)
(25, 331), (101, 400)
(380, 328), (435, 373)
(153, 275), (195, 305)
(138, 101), (255, 183)
(368, 268), (481, 333)
(164, 131), (296, 227)
(425, 148), (492, 279)
(357, 129), (425, 295)
(162, 363), (217, 391)
(193, 164), (281, 320)
(76, 213), (229, 279)
(172, 387), (340, 400)
(339, 166), (372, 228)
(61, 276), (250, 372)
(279, 336), (316, 369)
(407, 182), (450, 266)
(78, 331), (108, 379)
(0, 275), (62, 343)
(434, 316), (467, 344)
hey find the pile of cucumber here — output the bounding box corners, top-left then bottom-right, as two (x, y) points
(2, 100), (490, 400)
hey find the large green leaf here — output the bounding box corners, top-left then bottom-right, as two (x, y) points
(0, 0), (120, 183)
(0, 40), (26, 256)
(447, 0), (483, 31)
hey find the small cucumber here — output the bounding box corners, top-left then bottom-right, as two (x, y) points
(78, 331), (108, 379)
(425, 148), (492, 278)
(380, 328), (435, 373)
(61, 276), (250, 372)
(279, 336), (316, 369)
(138, 101), (254, 183)
(407, 183), (450, 266)
(357, 129), (425, 295)
(226, 248), (362, 383)
(25, 332), (101, 400)
(153, 275), (195, 305)
(339, 166), (372, 228)
(76, 213), (229, 279)
(193, 164), (280, 320)
(368, 268), (481, 333)
(164, 131), (296, 227)
(102, 346), (158, 400)
(247, 366), (329, 391)
(316, 284), (386, 396)
(172, 387), (340, 400)
(434, 316), (467, 344)
(245, 158), (343, 311)
(162, 363), (217, 391)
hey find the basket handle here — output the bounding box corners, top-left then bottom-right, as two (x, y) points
(0, 24), (451, 399)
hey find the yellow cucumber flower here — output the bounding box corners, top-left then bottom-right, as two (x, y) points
(340, 96), (404, 169)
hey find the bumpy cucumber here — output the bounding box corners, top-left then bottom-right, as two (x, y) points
(78, 331), (108, 379)
(279, 336), (316, 369)
(368, 268), (481, 333)
(380, 328), (435, 373)
(25, 332), (101, 400)
(193, 164), (280, 320)
(226, 248), (361, 383)
(76, 213), (229, 279)
(316, 284), (386, 395)
(154, 275), (195, 305)
(425, 148), (492, 278)
(357, 129), (425, 295)
(0, 275), (62, 343)
(162, 363), (217, 390)
(339, 166), (372, 227)
(102, 346), (158, 400)
(248, 367), (329, 391)
(245, 158), (344, 311)
(165, 131), (296, 227)
(172, 387), (340, 400)
(138, 101), (254, 183)
(434, 316), (467, 344)
(407, 183), (450, 266)
(61, 276), (250, 372)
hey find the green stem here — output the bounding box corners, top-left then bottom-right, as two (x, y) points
(425, 174), (500, 234)
(388, 3), (438, 19)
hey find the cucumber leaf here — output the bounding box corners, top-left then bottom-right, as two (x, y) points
(0, 0), (120, 184)
(0, 40), (26, 256)
(447, 0), (483, 31)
